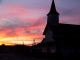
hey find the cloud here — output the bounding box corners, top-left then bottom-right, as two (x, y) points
(0, 16), (46, 44)
(0, 4), (30, 19)
(33, 16), (47, 26)
(0, 17), (31, 30)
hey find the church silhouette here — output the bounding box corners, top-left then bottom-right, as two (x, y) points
(35, 0), (80, 58)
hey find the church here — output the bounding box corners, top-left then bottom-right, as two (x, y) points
(34, 0), (80, 57)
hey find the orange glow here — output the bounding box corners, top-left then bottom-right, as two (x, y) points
(0, 41), (14, 46)
(0, 35), (44, 46)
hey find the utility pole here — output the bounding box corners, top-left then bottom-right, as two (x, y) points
(11, 25), (18, 45)
(23, 42), (24, 45)
(32, 39), (36, 46)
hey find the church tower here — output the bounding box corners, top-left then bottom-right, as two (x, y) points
(42, 0), (59, 43)
(47, 0), (59, 26)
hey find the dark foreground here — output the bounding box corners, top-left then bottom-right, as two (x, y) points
(0, 54), (25, 60)
(0, 53), (50, 60)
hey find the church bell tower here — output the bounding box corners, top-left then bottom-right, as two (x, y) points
(41, 0), (59, 43)
(47, 0), (59, 26)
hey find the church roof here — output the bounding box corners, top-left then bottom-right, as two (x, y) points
(47, 0), (59, 15)
(59, 23), (80, 30)
(43, 22), (52, 35)
(43, 22), (80, 38)
(59, 23), (80, 26)
(50, 23), (80, 39)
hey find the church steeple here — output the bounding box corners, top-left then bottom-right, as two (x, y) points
(47, 0), (59, 15)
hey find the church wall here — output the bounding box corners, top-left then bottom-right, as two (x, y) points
(35, 46), (42, 52)
(41, 46), (56, 53)
(47, 15), (59, 26)
(50, 46), (56, 53)
(42, 47), (47, 53)
(58, 46), (76, 57)
(45, 29), (52, 38)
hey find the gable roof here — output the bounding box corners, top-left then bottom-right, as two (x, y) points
(43, 22), (52, 35)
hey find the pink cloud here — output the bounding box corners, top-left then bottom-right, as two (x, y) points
(0, 4), (30, 20)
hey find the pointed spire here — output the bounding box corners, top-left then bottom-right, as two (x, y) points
(47, 0), (59, 15)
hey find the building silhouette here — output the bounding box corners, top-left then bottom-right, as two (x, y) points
(35, 0), (58, 53)
(35, 0), (80, 58)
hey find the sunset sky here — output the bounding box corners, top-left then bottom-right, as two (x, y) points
(0, 0), (80, 45)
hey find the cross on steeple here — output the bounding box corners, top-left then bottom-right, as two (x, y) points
(47, 0), (59, 15)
